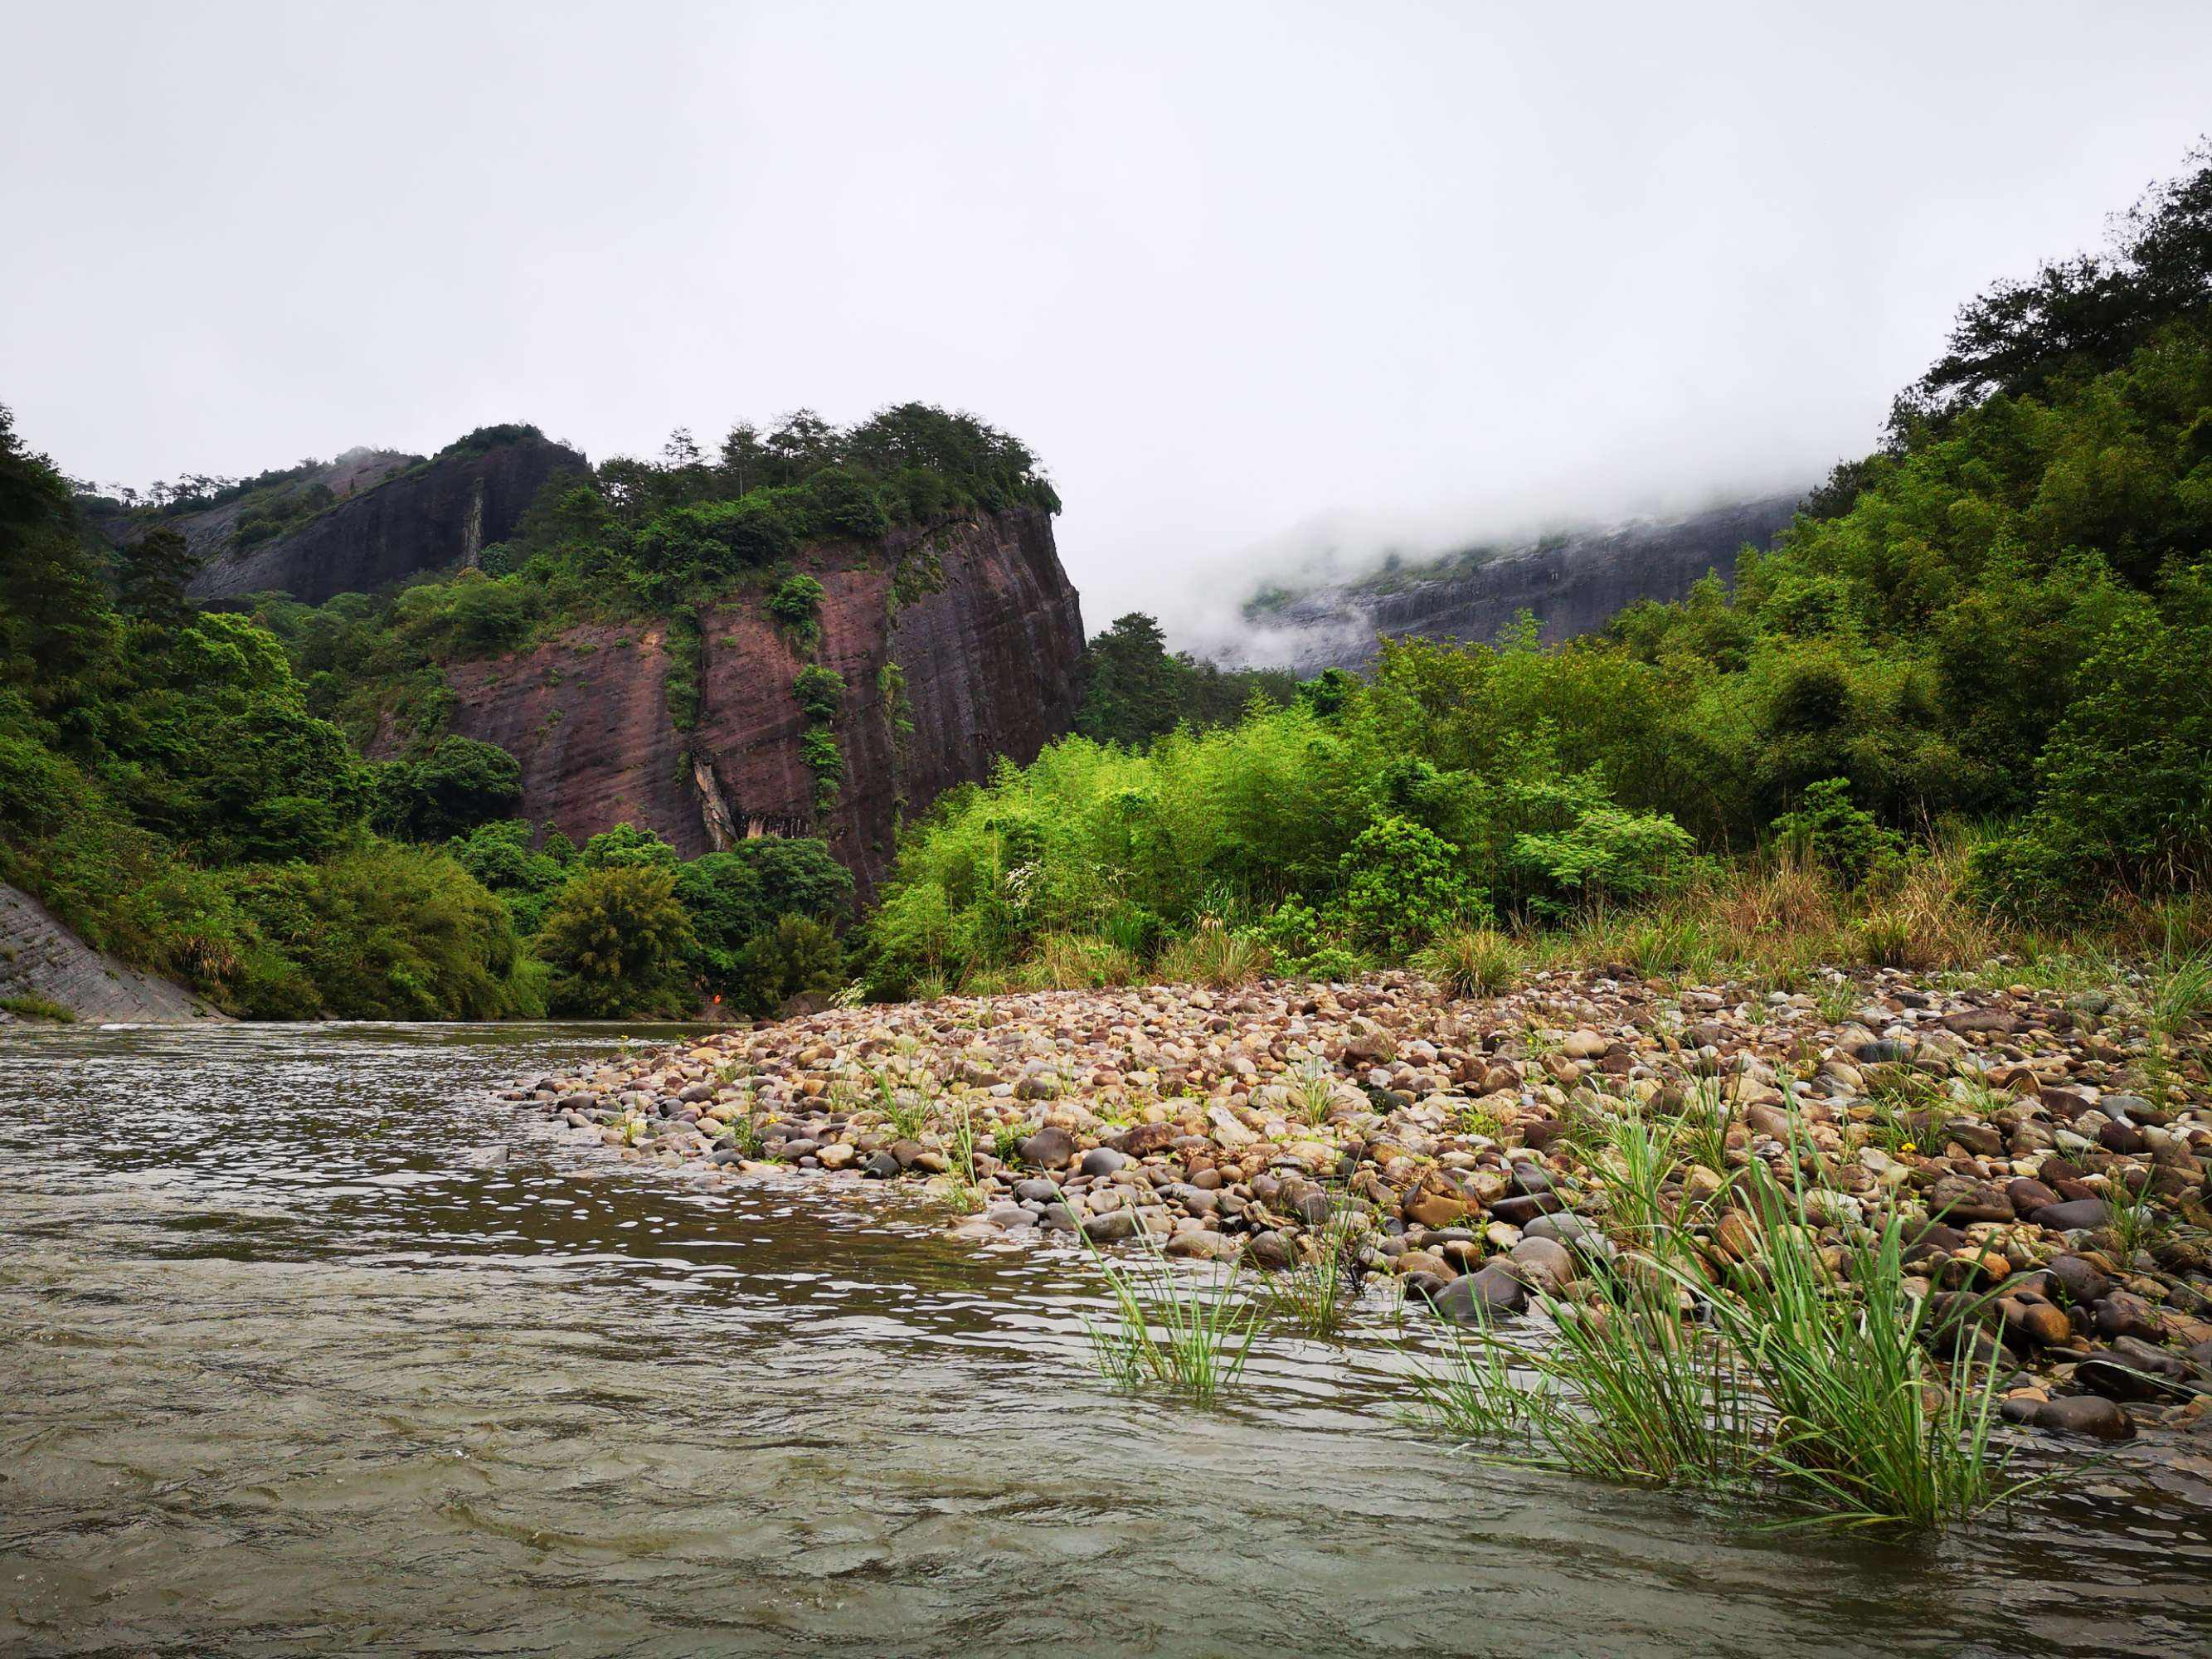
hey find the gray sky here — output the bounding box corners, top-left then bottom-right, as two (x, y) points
(6, 2), (2210, 642)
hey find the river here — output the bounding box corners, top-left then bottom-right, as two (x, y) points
(2, 1022), (2207, 1657)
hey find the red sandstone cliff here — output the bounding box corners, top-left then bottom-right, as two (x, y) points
(437, 507), (1083, 891)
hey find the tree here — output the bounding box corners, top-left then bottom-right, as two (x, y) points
(0, 401), (115, 700)
(115, 527), (201, 627)
(764, 409), (838, 484)
(578, 822), (681, 871)
(732, 913), (844, 1015)
(1076, 613), (1189, 747)
(718, 421), (768, 494)
(369, 737), (523, 843)
(1902, 143), (2212, 428)
(536, 864), (697, 1016)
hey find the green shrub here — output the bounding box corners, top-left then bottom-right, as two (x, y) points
(536, 864), (698, 1018)
(220, 842), (523, 1019)
(1510, 803), (1698, 907)
(1770, 777), (1903, 888)
(0, 992), (75, 1022)
(1340, 815), (1472, 952)
(0, 728), (80, 834)
(801, 727), (843, 814)
(732, 913), (844, 1015)
(770, 574), (827, 649)
(795, 467), (891, 540)
(674, 838), (853, 999)
(792, 664), (844, 722)
(578, 822), (681, 872)
(372, 736), (523, 842)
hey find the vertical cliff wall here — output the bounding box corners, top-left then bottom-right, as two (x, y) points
(435, 507), (1084, 891)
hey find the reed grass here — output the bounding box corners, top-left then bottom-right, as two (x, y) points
(2103, 1165), (2162, 1261)
(1416, 926), (1521, 998)
(1256, 1206), (1368, 1337)
(1287, 1057), (1338, 1126)
(1412, 1108), (2041, 1532)
(1070, 1193), (1257, 1404)
(873, 1072), (936, 1139)
(1157, 921), (1271, 989)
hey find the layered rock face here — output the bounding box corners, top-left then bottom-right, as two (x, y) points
(1252, 493), (1803, 673)
(435, 507), (1084, 891)
(187, 433), (587, 605)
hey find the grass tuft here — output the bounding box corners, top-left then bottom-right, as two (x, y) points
(1417, 927), (1522, 998)
(1072, 1192), (1257, 1404)
(1412, 1139), (2040, 1532)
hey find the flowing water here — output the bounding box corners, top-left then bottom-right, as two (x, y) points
(2, 1022), (2209, 1657)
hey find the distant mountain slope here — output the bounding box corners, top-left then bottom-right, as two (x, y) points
(1237, 492), (1804, 673)
(184, 430), (587, 605)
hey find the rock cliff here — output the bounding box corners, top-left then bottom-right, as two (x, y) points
(185, 431), (587, 605)
(1243, 493), (1803, 673)
(429, 507), (1084, 892)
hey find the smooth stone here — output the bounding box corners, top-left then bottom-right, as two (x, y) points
(1080, 1147), (1129, 1177)
(2001, 1394), (2137, 1440)
(859, 1151), (902, 1180)
(2044, 1254), (2112, 1304)
(1082, 1209), (1140, 1243)
(1245, 1230), (1296, 1270)
(1524, 1212), (1606, 1253)
(1164, 1228), (1240, 1261)
(1018, 1126), (1078, 1168)
(1509, 1235), (1575, 1291)
(1490, 1193), (1563, 1226)
(2075, 1355), (2190, 1404)
(2030, 1199), (2112, 1232)
(1854, 1040), (1915, 1064)
(1115, 1121), (1180, 1156)
(1012, 1177), (1059, 1204)
(1432, 1262), (1529, 1326)
(2093, 1291), (2164, 1341)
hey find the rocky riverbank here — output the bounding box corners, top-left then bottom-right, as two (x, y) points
(506, 966), (2212, 1443)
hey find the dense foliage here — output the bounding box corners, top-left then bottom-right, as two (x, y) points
(1076, 611), (1300, 747)
(869, 150), (2212, 992)
(0, 402), (531, 1016)
(0, 405), (863, 1019)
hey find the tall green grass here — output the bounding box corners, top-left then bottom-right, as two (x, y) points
(1070, 1194), (1257, 1404)
(1257, 1205), (1369, 1337)
(1412, 1111), (2041, 1531)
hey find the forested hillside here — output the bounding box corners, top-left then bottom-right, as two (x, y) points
(0, 403), (1066, 1019)
(865, 149), (2212, 995)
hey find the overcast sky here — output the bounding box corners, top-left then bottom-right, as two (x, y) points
(5, 2), (2210, 641)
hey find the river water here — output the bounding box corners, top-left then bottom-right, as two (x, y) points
(2, 1022), (2209, 1657)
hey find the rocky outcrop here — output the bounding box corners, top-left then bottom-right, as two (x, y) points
(1247, 493), (1803, 674)
(187, 432), (586, 605)
(429, 507), (1084, 891)
(0, 883), (225, 1023)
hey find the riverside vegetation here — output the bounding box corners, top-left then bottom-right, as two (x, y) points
(7, 147), (2212, 1533)
(517, 955), (2212, 1530)
(503, 149), (2212, 1536)
(863, 148), (2212, 1000)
